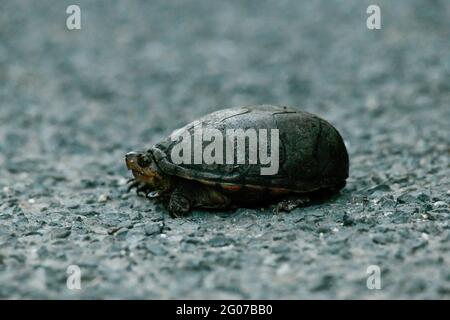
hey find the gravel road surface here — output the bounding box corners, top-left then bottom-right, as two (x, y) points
(0, 0), (449, 299)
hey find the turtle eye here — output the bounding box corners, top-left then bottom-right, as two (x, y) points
(137, 154), (151, 168)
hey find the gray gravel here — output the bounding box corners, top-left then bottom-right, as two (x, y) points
(1, 0), (449, 299)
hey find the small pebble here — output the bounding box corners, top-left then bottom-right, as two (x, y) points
(433, 201), (447, 208)
(115, 228), (128, 240)
(276, 263), (291, 276)
(144, 222), (163, 236)
(209, 234), (233, 247)
(146, 243), (168, 256)
(50, 228), (71, 239)
(98, 193), (110, 203)
(66, 202), (80, 209)
(342, 212), (355, 226)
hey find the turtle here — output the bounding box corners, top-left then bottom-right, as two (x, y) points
(125, 105), (349, 217)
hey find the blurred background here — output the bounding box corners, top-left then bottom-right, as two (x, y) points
(0, 0), (449, 299)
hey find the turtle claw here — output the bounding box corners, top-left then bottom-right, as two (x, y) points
(127, 180), (140, 192)
(127, 180), (151, 195)
(147, 191), (160, 198)
(126, 178), (158, 200)
(136, 184), (152, 196)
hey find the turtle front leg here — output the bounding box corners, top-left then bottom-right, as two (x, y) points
(127, 179), (140, 192)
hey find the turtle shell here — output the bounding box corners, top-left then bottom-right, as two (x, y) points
(151, 105), (349, 193)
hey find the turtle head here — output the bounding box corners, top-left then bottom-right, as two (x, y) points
(125, 150), (171, 192)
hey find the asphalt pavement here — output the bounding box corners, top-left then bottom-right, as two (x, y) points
(0, 0), (449, 298)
